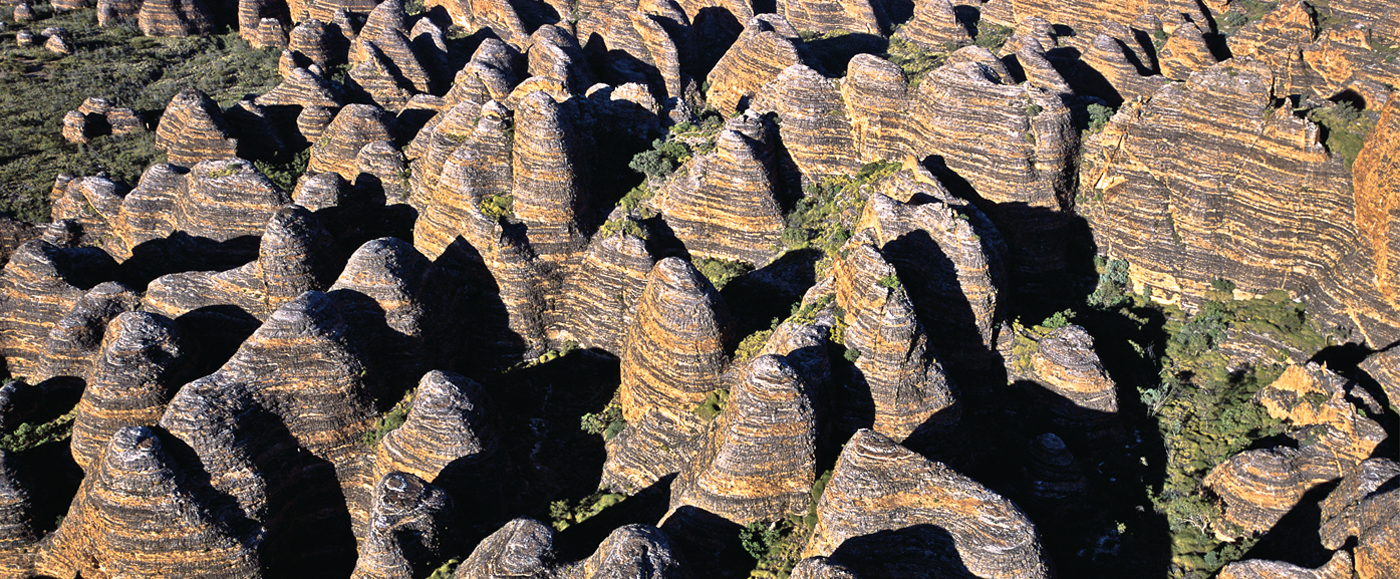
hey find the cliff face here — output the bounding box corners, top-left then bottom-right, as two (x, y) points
(1082, 60), (1400, 345)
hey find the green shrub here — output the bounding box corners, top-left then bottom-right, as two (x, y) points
(1040, 309), (1075, 329)
(424, 559), (459, 579)
(1087, 103), (1115, 134)
(1087, 258), (1131, 309)
(693, 389), (729, 421)
(694, 256), (753, 291)
(1, 410), (76, 453)
(549, 491), (628, 531)
(877, 274), (902, 289)
(740, 521), (783, 560)
(253, 147), (311, 193)
(363, 389), (414, 447)
(843, 347), (861, 362)
(883, 37), (954, 87)
(1307, 101), (1376, 169)
(479, 193), (514, 220)
(974, 22), (1014, 52)
(733, 328), (775, 364)
(580, 400), (626, 441)
(628, 138), (690, 179)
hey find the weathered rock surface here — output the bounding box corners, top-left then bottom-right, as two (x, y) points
(752, 64), (861, 181)
(777, 0), (882, 35)
(454, 518), (555, 579)
(1217, 551), (1355, 579)
(560, 231), (654, 355)
(790, 557), (861, 579)
(68, 311), (187, 472)
(154, 89), (238, 167)
(564, 524), (691, 579)
(0, 240), (116, 380)
(37, 426), (261, 579)
(350, 472), (455, 579)
(669, 354), (816, 524)
(309, 104), (397, 180)
(138, 0), (213, 36)
(604, 257), (733, 493)
(654, 124), (785, 265)
(1320, 480), (1400, 579)
(802, 429), (1050, 579)
(1083, 59), (1400, 345)
(0, 450), (34, 576)
(706, 14), (811, 114)
(1008, 324), (1118, 434)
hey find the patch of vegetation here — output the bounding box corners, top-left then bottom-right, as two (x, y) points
(0, 4), (282, 222)
(733, 327), (776, 364)
(877, 274), (901, 289)
(741, 470), (834, 577)
(974, 22), (1014, 53)
(882, 37), (954, 87)
(424, 559), (459, 579)
(253, 147), (311, 193)
(580, 398), (626, 441)
(1040, 308), (1076, 330)
(1306, 101), (1377, 170)
(842, 347), (861, 362)
(548, 490), (627, 531)
(782, 161), (901, 274)
(362, 389), (415, 447)
(478, 193), (514, 221)
(0, 409), (76, 453)
(695, 256), (754, 291)
(628, 137), (691, 179)
(1087, 103), (1115, 134)
(693, 388), (729, 421)
(1217, 0), (1280, 37)
(596, 217), (649, 240)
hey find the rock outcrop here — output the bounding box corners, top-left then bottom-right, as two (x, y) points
(1217, 551), (1355, 579)
(668, 354), (816, 524)
(454, 518), (556, 578)
(138, 0), (214, 37)
(801, 430), (1050, 579)
(706, 15), (810, 114)
(350, 472), (455, 579)
(154, 89), (238, 167)
(603, 257), (733, 493)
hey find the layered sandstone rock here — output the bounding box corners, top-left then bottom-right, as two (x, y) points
(559, 232), (655, 355)
(1320, 480), (1400, 579)
(790, 557), (861, 579)
(511, 90), (589, 262)
(1353, 93), (1400, 312)
(373, 370), (504, 508)
(35, 282), (142, 384)
(776, 0), (882, 35)
(49, 174), (126, 245)
(653, 117), (785, 264)
(326, 238), (435, 395)
(896, 0), (968, 49)
(1217, 551), (1355, 579)
(455, 518), (556, 578)
(840, 54), (911, 162)
(1082, 60), (1400, 345)
(350, 472), (455, 579)
(669, 354), (816, 524)
(1008, 324), (1118, 434)
(37, 426), (260, 579)
(1205, 364), (1386, 534)
(564, 525), (690, 579)
(0, 240), (116, 380)
(154, 89), (238, 167)
(1227, 0), (1318, 93)
(706, 15), (810, 114)
(1024, 432), (1088, 502)
(801, 430), (1050, 579)
(68, 312), (187, 472)
(1158, 21), (1217, 80)
(604, 257), (733, 493)
(752, 64), (861, 180)
(0, 450), (34, 576)
(857, 167), (1009, 372)
(138, 0), (214, 36)
(309, 104), (397, 180)
(830, 241), (959, 444)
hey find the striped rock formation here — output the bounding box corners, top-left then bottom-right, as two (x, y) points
(603, 257), (733, 493)
(706, 14), (811, 114)
(440, 39), (522, 111)
(1300, 26), (1400, 105)
(830, 241), (959, 445)
(138, 0), (214, 36)
(36, 426), (260, 579)
(326, 238), (439, 397)
(776, 0), (882, 36)
(34, 281), (142, 384)
(1009, 325), (1119, 434)
(1205, 364), (1386, 534)
(589, 3), (691, 101)
(154, 89), (238, 167)
(373, 370), (505, 512)
(308, 104), (397, 180)
(1227, 0), (1318, 93)
(0, 241), (116, 380)
(1158, 21), (1217, 80)
(1326, 0), (1400, 45)
(790, 557), (861, 579)
(858, 166), (1009, 373)
(49, 174), (127, 246)
(454, 518), (556, 578)
(68, 312), (187, 473)
(563, 525), (690, 579)
(409, 100), (512, 246)
(1023, 432), (1088, 502)
(895, 0), (969, 50)
(1352, 93), (1400, 317)
(1217, 552), (1355, 579)
(350, 472), (456, 579)
(1082, 59), (1400, 346)
(97, 0), (142, 26)
(654, 119), (785, 265)
(752, 64), (861, 181)
(801, 430), (1050, 579)
(288, 18), (338, 66)
(669, 354), (817, 525)
(1320, 460), (1400, 579)
(238, 0), (289, 44)
(1073, 31), (1168, 105)
(511, 90), (589, 263)
(840, 54), (911, 162)
(142, 204), (341, 323)
(0, 450), (34, 576)
(559, 232), (655, 355)
(526, 25), (596, 95)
